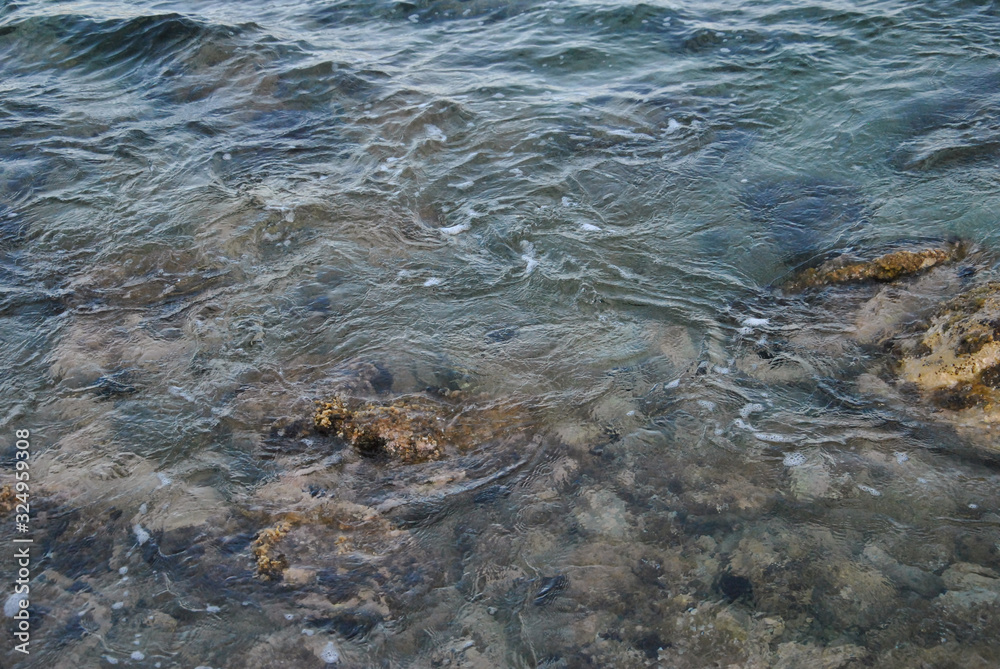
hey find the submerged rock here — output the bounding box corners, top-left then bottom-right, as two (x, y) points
(251, 520), (292, 579)
(741, 178), (870, 260)
(0, 484), (14, 514)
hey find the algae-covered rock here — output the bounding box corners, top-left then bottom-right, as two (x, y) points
(315, 396), (444, 462)
(314, 393), (528, 463)
(897, 282), (1000, 426)
(784, 244), (963, 291)
(252, 520), (292, 579)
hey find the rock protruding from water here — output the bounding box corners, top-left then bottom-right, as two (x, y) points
(898, 281), (1000, 427)
(315, 396), (445, 463)
(314, 393), (528, 463)
(784, 245), (963, 291)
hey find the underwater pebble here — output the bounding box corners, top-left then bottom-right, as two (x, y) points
(119, 566), (128, 575)
(222, 153), (231, 161)
(895, 452), (909, 464)
(133, 524), (150, 546)
(139, 503), (148, 515)
(320, 640), (341, 664)
(131, 651), (145, 660)
(857, 485), (882, 497)
(156, 472), (172, 486)
(302, 628), (315, 636)
(205, 605), (221, 613)
(112, 602), (124, 610)
(104, 657), (119, 665)
(969, 503), (979, 509)
(783, 452), (807, 467)
(664, 378), (680, 389)
(4, 592), (27, 617)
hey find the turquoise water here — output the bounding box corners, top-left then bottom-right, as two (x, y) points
(3, 0), (1000, 666)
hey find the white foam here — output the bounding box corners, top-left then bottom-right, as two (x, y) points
(205, 605), (221, 613)
(440, 223), (469, 235)
(782, 452), (806, 467)
(423, 277), (443, 287)
(520, 241), (538, 274)
(131, 652), (145, 661)
(894, 452), (909, 464)
(579, 223), (601, 232)
(134, 524), (150, 546)
(733, 418), (752, 431)
(754, 432), (792, 443)
(739, 403), (765, 419)
(857, 485), (882, 497)
(561, 196), (573, 207)
(222, 153), (231, 161)
(425, 124), (447, 142)
(666, 118), (682, 133)
(156, 472), (172, 487)
(741, 317), (770, 327)
(320, 641), (341, 664)
(168, 386), (194, 402)
(447, 180), (474, 190)
(664, 379), (680, 389)
(696, 400), (716, 412)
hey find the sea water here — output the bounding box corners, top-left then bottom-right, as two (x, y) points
(2, 0), (1000, 666)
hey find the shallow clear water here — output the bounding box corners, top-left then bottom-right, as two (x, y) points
(3, 0), (1000, 666)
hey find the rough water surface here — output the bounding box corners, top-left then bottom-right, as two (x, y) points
(3, 0), (1000, 667)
